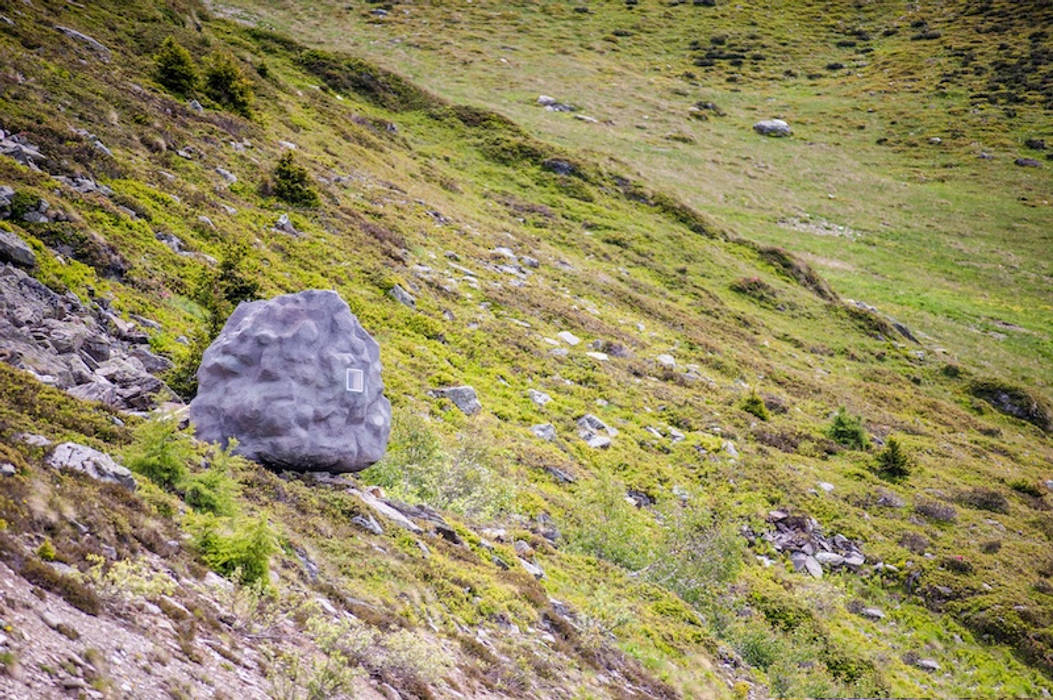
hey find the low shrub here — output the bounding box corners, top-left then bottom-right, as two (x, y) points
(915, 500), (957, 522)
(122, 416), (194, 490)
(1010, 480), (1044, 498)
(20, 558), (100, 615)
(957, 487), (1010, 514)
(270, 152), (319, 207)
(740, 392), (770, 421)
(827, 407), (868, 449)
(874, 436), (910, 480)
(187, 513), (277, 586)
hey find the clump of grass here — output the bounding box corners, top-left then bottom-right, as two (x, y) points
(203, 51), (254, 117)
(740, 391), (770, 421)
(827, 407), (868, 449)
(36, 538), (57, 562)
(154, 37), (198, 96)
(874, 436), (910, 480)
(267, 152), (319, 207)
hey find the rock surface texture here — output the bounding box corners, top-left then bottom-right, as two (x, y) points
(753, 118), (792, 137)
(190, 289), (391, 472)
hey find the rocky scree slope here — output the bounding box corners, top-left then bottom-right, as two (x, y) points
(0, 1), (1051, 698)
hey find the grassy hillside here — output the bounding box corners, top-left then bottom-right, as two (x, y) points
(0, 0), (1050, 697)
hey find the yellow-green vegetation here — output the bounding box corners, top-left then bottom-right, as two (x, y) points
(0, 0), (1050, 697)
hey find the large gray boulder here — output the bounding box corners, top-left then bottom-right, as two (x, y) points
(190, 290), (391, 472)
(46, 442), (136, 490)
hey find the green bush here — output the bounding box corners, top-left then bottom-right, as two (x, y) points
(203, 51), (254, 116)
(741, 391), (770, 421)
(1010, 479), (1043, 498)
(827, 407), (868, 449)
(184, 445), (240, 516)
(361, 415), (514, 518)
(123, 415), (194, 490)
(188, 513), (277, 586)
(270, 152), (319, 207)
(874, 436), (910, 480)
(563, 472), (656, 571)
(154, 37), (198, 96)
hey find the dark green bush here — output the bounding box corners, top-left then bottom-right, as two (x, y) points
(874, 437), (910, 480)
(154, 37), (198, 96)
(270, 152), (319, 207)
(1010, 480), (1043, 498)
(827, 407), (868, 449)
(957, 487), (1009, 514)
(183, 447), (240, 517)
(203, 52), (253, 117)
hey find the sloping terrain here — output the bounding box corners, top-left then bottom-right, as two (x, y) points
(0, 0), (1050, 698)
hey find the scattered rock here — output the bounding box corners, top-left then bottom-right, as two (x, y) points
(352, 513), (384, 535)
(531, 423), (557, 441)
(518, 557), (545, 579)
(557, 330), (580, 346)
(818, 481), (834, 493)
(1025, 138), (1046, 150)
(274, 213), (301, 236)
(876, 491), (905, 508)
(191, 290), (392, 472)
(189, 99), (204, 112)
(545, 465), (575, 483)
(432, 385), (481, 416)
(215, 167), (237, 184)
(1015, 158), (1041, 168)
(528, 389), (552, 406)
(753, 119), (792, 137)
(0, 463), (15, 477)
(350, 488), (422, 533)
(389, 284), (416, 309)
(860, 607), (885, 620)
(45, 442), (136, 489)
(0, 229), (36, 268)
(914, 658), (940, 672)
(577, 413), (616, 448)
(656, 353), (676, 369)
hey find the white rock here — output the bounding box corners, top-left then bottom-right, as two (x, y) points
(818, 481), (835, 493)
(45, 442), (136, 489)
(586, 351), (608, 362)
(557, 331), (580, 346)
(530, 423), (557, 441)
(656, 353), (676, 369)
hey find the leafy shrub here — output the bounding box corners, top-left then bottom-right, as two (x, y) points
(188, 513), (277, 586)
(740, 391), (769, 421)
(827, 407), (868, 449)
(874, 436), (910, 480)
(270, 152), (319, 207)
(942, 555), (974, 574)
(83, 553), (176, 600)
(957, 487), (1009, 513)
(154, 37), (198, 96)
(203, 52), (254, 116)
(36, 539), (56, 562)
(123, 416), (194, 490)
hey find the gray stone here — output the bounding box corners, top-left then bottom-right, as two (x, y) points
(656, 353), (676, 369)
(528, 388), (552, 406)
(531, 423), (557, 441)
(914, 658), (940, 672)
(55, 26), (112, 61)
(45, 442), (136, 490)
(351, 514), (384, 535)
(215, 167), (237, 184)
(0, 463), (15, 477)
(1015, 158), (1041, 168)
(389, 284), (416, 309)
(578, 414), (617, 437)
(433, 385), (481, 415)
(0, 229), (35, 267)
(754, 119), (792, 137)
(189, 99), (204, 112)
(860, 607), (885, 620)
(518, 557), (545, 579)
(557, 330), (580, 346)
(814, 551), (844, 567)
(190, 290), (391, 473)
